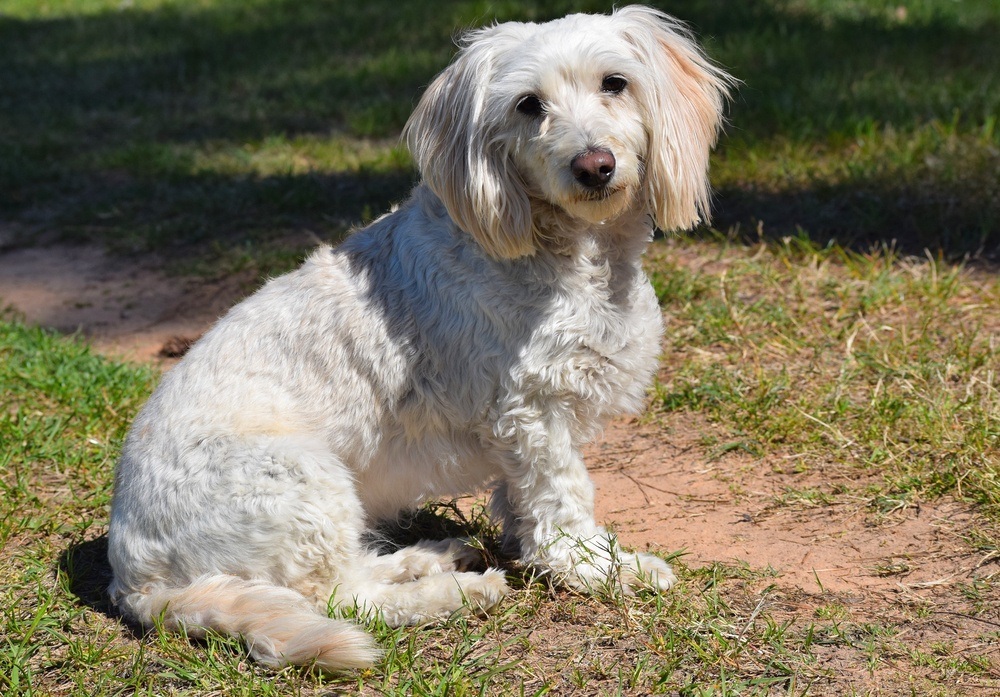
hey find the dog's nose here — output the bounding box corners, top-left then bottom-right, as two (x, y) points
(571, 148), (616, 189)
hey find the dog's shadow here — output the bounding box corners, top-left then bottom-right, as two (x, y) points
(58, 534), (121, 621)
(369, 501), (511, 568)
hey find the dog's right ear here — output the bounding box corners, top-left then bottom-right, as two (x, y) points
(404, 31), (536, 260)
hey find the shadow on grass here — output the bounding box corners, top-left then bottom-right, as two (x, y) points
(58, 534), (118, 619)
(369, 502), (506, 563)
(1, 0), (997, 260)
(56, 168), (418, 256)
(712, 176), (1000, 259)
(0, 0), (599, 257)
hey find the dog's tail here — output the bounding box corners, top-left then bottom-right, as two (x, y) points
(113, 574), (379, 671)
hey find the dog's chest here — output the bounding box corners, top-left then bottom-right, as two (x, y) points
(506, 259), (662, 414)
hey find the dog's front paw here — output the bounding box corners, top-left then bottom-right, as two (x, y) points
(533, 535), (677, 595)
(621, 551), (677, 592)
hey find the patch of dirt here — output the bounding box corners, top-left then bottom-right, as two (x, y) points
(0, 243), (252, 362)
(588, 417), (989, 597)
(3, 242), (998, 691)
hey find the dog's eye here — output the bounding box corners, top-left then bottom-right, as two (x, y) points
(515, 94), (545, 117)
(601, 75), (628, 95)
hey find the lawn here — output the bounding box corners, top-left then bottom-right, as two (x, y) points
(1, 0), (999, 694)
(1, 0), (997, 260)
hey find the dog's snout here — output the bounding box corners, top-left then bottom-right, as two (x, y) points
(571, 148), (616, 189)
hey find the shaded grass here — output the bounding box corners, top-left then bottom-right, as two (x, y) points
(0, 0), (612, 256)
(1, 0), (998, 262)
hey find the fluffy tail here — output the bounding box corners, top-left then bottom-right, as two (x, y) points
(113, 574), (379, 671)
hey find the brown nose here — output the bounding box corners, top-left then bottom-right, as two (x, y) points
(571, 148), (616, 189)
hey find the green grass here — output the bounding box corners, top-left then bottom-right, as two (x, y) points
(1, 0), (997, 262)
(4, 245), (1000, 693)
(0, 346), (839, 697)
(649, 236), (1000, 516)
(0, 319), (827, 695)
(3, 0), (1000, 694)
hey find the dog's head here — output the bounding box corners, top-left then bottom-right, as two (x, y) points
(404, 5), (732, 259)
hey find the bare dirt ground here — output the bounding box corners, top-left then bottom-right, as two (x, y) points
(3, 242), (999, 691)
(0, 243), (251, 362)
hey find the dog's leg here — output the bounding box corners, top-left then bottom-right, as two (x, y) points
(365, 539), (485, 583)
(340, 569), (508, 627)
(495, 430), (676, 594)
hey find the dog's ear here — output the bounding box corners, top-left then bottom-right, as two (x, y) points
(616, 6), (732, 233)
(404, 31), (535, 259)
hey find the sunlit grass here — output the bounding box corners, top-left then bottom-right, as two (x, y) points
(651, 236), (1000, 515)
(0, 321), (825, 695)
(4, 232), (1000, 693)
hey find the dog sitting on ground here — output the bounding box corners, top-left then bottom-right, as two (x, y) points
(107, 5), (731, 671)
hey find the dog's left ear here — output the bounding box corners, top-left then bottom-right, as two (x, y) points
(616, 6), (732, 232)
(404, 28), (536, 259)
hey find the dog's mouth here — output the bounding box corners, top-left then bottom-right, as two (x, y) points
(556, 182), (636, 226)
(572, 184), (627, 204)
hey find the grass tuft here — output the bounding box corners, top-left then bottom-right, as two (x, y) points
(651, 237), (1000, 515)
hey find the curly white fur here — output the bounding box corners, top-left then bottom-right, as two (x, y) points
(107, 5), (731, 671)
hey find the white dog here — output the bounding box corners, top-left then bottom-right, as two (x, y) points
(107, 5), (730, 671)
